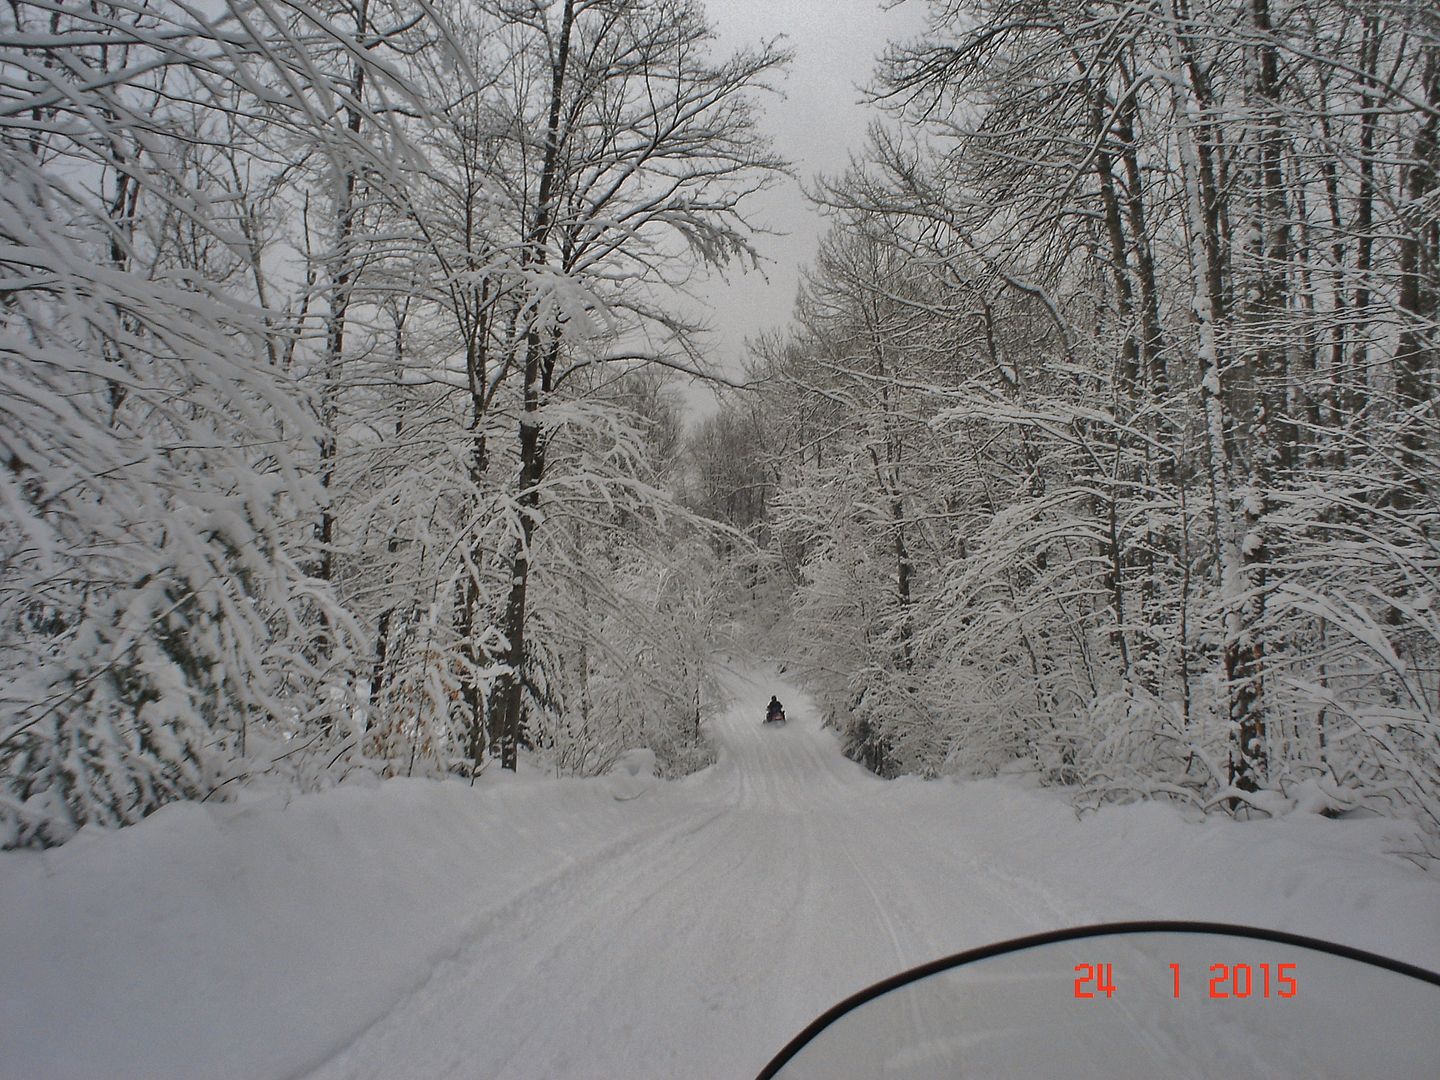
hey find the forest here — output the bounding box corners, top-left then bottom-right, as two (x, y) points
(2, 0), (1438, 859)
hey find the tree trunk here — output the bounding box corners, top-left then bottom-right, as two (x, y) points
(1164, 0), (1264, 795)
(1394, 46), (1439, 505)
(490, 0), (577, 771)
(315, 0), (370, 600)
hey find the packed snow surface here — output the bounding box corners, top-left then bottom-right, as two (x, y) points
(3, 665), (1437, 1079)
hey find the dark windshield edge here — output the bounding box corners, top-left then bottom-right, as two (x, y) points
(755, 919), (1440, 1080)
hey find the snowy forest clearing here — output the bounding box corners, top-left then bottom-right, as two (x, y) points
(3, 666), (1436, 1080)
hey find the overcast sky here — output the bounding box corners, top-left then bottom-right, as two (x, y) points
(676, 0), (929, 412)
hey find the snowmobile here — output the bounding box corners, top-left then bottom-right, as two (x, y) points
(755, 920), (1440, 1079)
(763, 707), (786, 727)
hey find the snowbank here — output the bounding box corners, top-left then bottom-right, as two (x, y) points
(0, 772), (646, 1080)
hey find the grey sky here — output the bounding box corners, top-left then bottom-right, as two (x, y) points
(679, 0), (928, 412)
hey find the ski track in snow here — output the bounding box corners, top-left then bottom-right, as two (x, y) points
(297, 666), (1069, 1080)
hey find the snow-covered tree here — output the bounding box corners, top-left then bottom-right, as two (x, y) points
(743, 0), (1440, 850)
(0, 0), (460, 845)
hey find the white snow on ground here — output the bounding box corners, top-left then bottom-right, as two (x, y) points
(2, 664), (1437, 1080)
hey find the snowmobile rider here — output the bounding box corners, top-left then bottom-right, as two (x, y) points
(765, 696), (784, 722)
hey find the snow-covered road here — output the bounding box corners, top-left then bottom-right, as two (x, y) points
(4, 664), (1437, 1080)
(297, 666), (1439, 1079)
(300, 666), (1077, 1080)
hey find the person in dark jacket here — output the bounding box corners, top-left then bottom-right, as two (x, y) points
(765, 695), (784, 722)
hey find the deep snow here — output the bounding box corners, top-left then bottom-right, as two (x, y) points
(2, 665), (1437, 1079)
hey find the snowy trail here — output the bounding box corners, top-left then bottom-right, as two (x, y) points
(298, 666), (1066, 1080)
(5, 663), (1437, 1080)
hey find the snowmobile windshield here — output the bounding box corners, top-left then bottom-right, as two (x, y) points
(757, 921), (1440, 1080)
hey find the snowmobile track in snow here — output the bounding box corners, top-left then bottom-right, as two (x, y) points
(296, 666), (1071, 1080)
